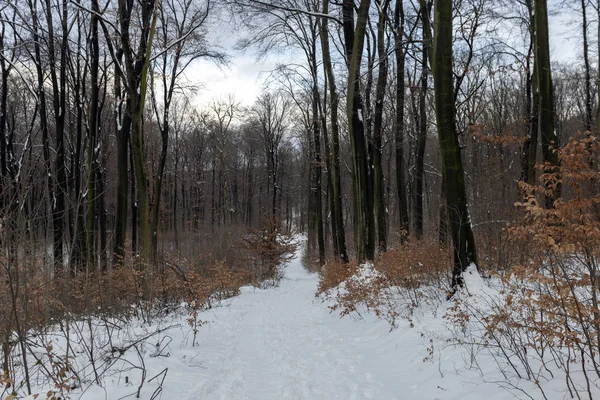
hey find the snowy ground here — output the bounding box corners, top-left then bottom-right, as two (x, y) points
(17, 243), (560, 400)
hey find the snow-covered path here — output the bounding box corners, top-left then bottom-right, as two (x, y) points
(192, 256), (386, 400)
(175, 248), (508, 400)
(76, 245), (520, 400)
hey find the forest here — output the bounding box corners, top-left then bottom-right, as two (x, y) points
(1, 0), (600, 398)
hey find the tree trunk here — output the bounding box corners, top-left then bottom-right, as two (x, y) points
(71, 23), (87, 271)
(534, 0), (560, 207)
(173, 130), (179, 249)
(373, 0), (390, 252)
(150, 112), (168, 264)
(96, 165), (108, 271)
(29, 0), (55, 272)
(431, 0), (477, 288)
(0, 26), (8, 179)
(87, 0), (100, 269)
(581, 0), (592, 132)
(520, 4), (537, 185)
(247, 151), (254, 225)
(320, 0), (348, 262)
(118, 0), (159, 283)
(319, 77), (337, 257)
(44, 0), (68, 271)
(312, 81), (325, 266)
(343, 0), (375, 261)
(415, 5), (428, 240)
(394, 0), (409, 240)
(129, 142), (138, 253)
(113, 70), (130, 266)
(130, 97), (150, 265)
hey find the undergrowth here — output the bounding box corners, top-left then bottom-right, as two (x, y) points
(316, 134), (600, 399)
(317, 241), (451, 329)
(0, 219), (296, 399)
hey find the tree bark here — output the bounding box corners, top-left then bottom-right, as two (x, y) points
(415, 4), (429, 240)
(430, 0), (477, 288)
(44, 0), (68, 271)
(394, 0), (409, 240)
(581, 0), (592, 132)
(118, 0), (159, 280)
(71, 17), (87, 271)
(113, 66), (130, 266)
(0, 23), (8, 179)
(29, 0), (55, 272)
(320, 0), (348, 262)
(343, 0), (375, 261)
(373, 0), (390, 252)
(520, 1), (538, 185)
(534, 0), (560, 207)
(87, 0), (100, 269)
(312, 89), (325, 265)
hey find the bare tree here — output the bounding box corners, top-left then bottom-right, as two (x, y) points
(149, 0), (225, 262)
(252, 91), (291, 219)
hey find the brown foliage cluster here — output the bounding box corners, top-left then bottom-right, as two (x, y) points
(0, 221), (298, 393)
(0, 221), (295, 334)
(471, 126), (525, 146)
(377, 241), (450, 292)
(316, 259), (358, 296)
(319, 259), (399, 327)
(239, 218), (297, 286)
(449, 134), (600, 398)
(163, 259), (252, 308)
(318, 241), (450, 328)
(0, 259), (251, 338)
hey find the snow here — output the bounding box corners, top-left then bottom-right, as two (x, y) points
(14, 245), (565, 399)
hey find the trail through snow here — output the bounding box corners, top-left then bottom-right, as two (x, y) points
(192, 258), (387, 400)
(168, 247), (507, 400)
(72, 244), (522, 400)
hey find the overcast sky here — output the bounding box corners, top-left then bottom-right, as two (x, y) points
(185, 12), (287, 108)
(186, 2), (586, 110)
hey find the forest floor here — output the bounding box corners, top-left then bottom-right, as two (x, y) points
(21, 243), (570, 400)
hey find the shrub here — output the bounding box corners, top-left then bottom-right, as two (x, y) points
(376, 241), (451, 304)
(446, 134), (600, 399)
(239, 218), (297, 286)
(318, 240), (451, 329)
(0, 241), (262, 398)
(316, 260), (358, 296)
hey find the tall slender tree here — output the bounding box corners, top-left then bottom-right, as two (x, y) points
(414, 2), (430, 240)
(394, 0), (409, 240)
(372, 0), (390, 251)
(344, 0), (375, 261)
(580, 0), (592, 132)
(534, 0), (560, 207)
(87, 0), (101, 269)
(426, 0), (477, 288)
(116, 0), (159, 283)
(319, 0), (348, 262)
